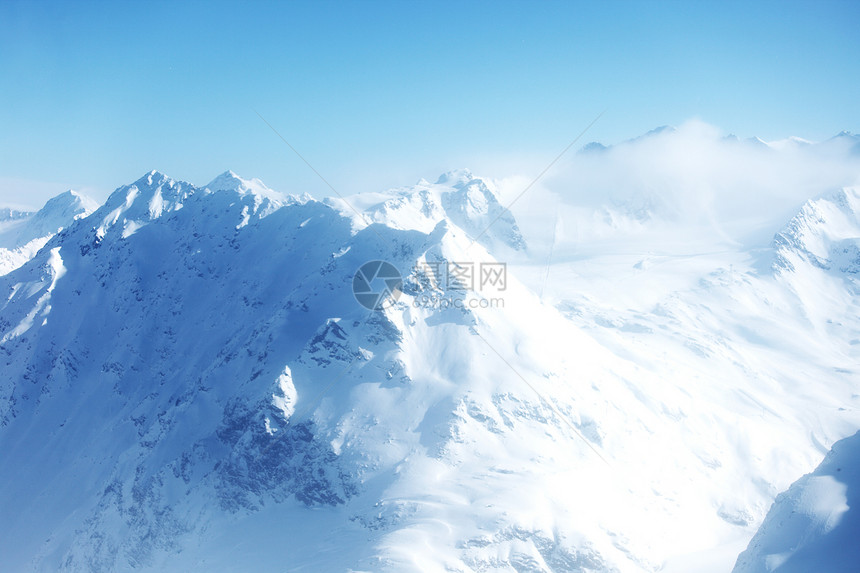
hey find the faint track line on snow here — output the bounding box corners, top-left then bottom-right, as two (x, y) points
(539, 215), (559, 300)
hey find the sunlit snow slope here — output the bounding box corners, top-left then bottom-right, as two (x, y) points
(0, 191), (97, 275)
(733, 430), (860, 573)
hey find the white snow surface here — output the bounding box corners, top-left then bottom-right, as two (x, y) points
(328, 167), (526, 253)
(0, 142), (858, 572)
(733, 431), (860, 572)
(0, 190), (97, 275)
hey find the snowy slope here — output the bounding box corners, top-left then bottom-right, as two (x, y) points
(732, 431), (860, 572)
(0, 190), (97, 275)
(511, 187), (860, 571)
(0, 157), (858, 572)
(773, 187), (860, 275)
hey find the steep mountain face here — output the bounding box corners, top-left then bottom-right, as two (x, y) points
(773, 187), (860, 275)
(0, 170), (858, 572)
(0, 190), (97, 275)
(733, 431), (860, 572)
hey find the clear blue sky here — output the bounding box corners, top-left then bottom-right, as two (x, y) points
(1, 0), (858, 207)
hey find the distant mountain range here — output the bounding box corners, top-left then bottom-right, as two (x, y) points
(579, 128), (860, 155)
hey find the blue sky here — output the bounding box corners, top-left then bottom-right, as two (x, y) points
(1, 0), (858, 207)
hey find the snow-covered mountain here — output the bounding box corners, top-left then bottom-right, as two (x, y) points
(1, 169), (544, 571)
(0, 136), (858, 572)
(774, 187), (860, 274)
(205, 169), (309, 216)
(725, 191), (860, 573)
(0, 190), (97, 275)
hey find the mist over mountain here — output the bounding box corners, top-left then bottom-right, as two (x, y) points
(733, 431), (860, 573)
(504, 121), (860, 260)
(1, 125), (858, 572)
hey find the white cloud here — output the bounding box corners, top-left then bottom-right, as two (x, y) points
(498, 120), (860, 255)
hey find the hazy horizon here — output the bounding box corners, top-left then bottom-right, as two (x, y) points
(2, 0), (858, 207)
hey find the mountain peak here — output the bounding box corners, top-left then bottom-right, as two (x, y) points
(94, 171), (196, 239)
(773, 187), (860, 273)
(41, 189), (99, 214)
(0, 188), (97, 268)
(639, 125), (676, 140)
(435, 168), (474, 187)
(134, 170), (175, 188)
(746, 136), (770, 147)
(204, 170), (295, 215)
(649, 125), (674, 135)
(364, 169), (524, 251)
(623, 125), (677, 145)
(206, 170), (276, 196)
(579, 141), (608, 154)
